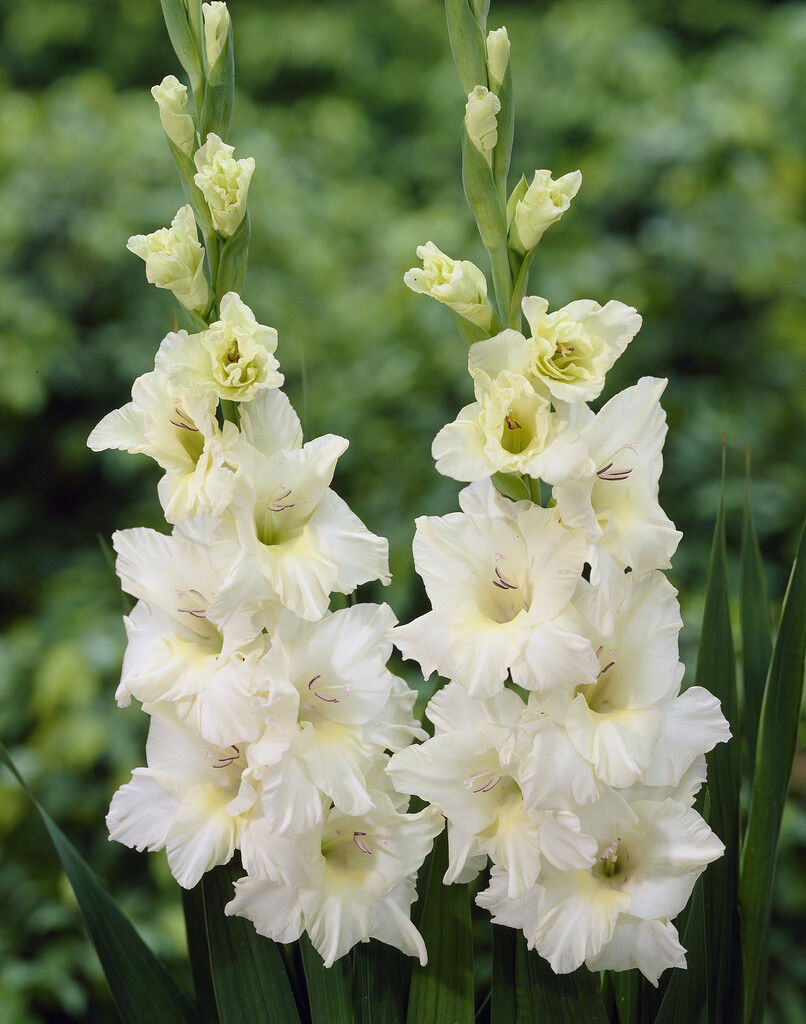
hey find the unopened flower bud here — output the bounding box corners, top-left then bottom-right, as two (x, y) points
(151, 75), (196, 156)
(404, 241), (494, 330)
(194, 133), (255, 237)
(511, 169), (582, 253)
(126, 205), (211, 314)
(486, 28), (510, 90)
(465, 85), (501, 167)
(202, 1), (230, 69)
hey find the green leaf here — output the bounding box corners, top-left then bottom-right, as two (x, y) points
(508, 247), (537, 330)
(201, 862), (303, 1024)
(491, 925), (517, 1024)
(300, 932), (353, 1024)
(216, 210), (251, 298)
(609, 970), (639, 1024)
(182, 885), (220, 1024)
(406, 830), (474, 1024)
(527, 948), (609, 1022)
(654, 876), (708, 1024)
(514, 931), (535, 1024)
(354, 940), (405, 1024)
(445, 0), (488, 94)
(160, 0), (202, 82)
(740, 518), (806, 1024)
(201, 25), (235, 142)
(168, 139), (214, 234)
(739, 455), (772, 773)
(0, 741), (200, 1024)
(491, 471), (531, 503)
(697, 480), (743, 1024)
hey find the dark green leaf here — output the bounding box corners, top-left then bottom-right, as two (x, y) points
(354, 940), (405, 1024)
(610, 970), (639, 1024)
(697, 481), (743, 1024)
(527, 947), (609, 1023)
(739, 455), (772, 774)
(407, 830), (474, 1024)
(201, 862), (302, 1024)
(654, 877), (708, 1024)
(0, 741), (200, 1024)
(445, 0), (488, 94)
(300, 932), (353, 1024)
(491, 925), (516, 1024)
(182, 884), (220, 1024)
(740, 519), (806, 1024)
(514, 931), (534, 1024)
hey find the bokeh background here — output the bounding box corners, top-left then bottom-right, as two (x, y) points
(1, 0), (805, 1019)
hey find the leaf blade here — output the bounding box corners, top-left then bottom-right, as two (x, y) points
(0, 741), (200, 1024)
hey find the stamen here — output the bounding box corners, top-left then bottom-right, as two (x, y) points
(598, 660), (616, 678)
(267, 486), (295, 512)
(353, 831), (372, 854)
(212, 745), (240, 769)
(596, 444), (638, 482)
(308, 675), (339, 703)
(505, 413), (522, 431)
(170, 404), (200, 432)
(601, 837), (621, 877)
(492, 566), (518, 591)
(463, 770), (502, 794)
(176, 588), (209, 618)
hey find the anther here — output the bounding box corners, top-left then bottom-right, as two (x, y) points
(267, 486), (295, 512)
(353, 831), (372, 854)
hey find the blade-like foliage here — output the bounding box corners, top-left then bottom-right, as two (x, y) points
(0, 741), (201, 1024)
(654, 877), (708, 1024)
(490, 925), (517, 1024)
(201, 862), (302, 1024)
(739, 458), (772, 773)
(697, 482), (743, 1024)
(740, 520), (806, 1024)
(300, 933), (353, 1024)
(354, 940), (405, 1024)
(406, 830), (474, 1024)
(527, 948), (609, 1023)
(182, 884), (220, 1024)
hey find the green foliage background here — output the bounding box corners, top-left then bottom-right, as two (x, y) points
(0, 0), (804, 1020)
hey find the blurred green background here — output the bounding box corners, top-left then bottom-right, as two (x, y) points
(1, 0), (804, 1020)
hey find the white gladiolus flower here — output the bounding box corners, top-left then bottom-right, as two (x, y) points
(207, 390), (390, 623)
(521, 295), (642, 403)
(404, 241), (494, 330)
(535, 571), (685, 788)
(393, 499), (598, 697)
(465, 85), (501, 166)
(107, 703), (291, 890)
(512, 169), (582, 253)
(253, 605), (425, 835)
(127, 205), (211, 314)
(151, 75), (196, 155)
(432, 363), (594, 484)
(156, 293), (283, 403)
(225, 772), (444, 967)
(203, 1), (230, 68)
(87, 366), (237, 523)
(553, 376), (682, 634)
(387, 684), (597, 898)
(112, 522), (268, 747)
(194, 133), (255, 237)
(477, 788), (724, 984)
(486, 27), (510, 89)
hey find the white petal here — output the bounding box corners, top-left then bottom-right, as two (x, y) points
(586, 916), (686, 985)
